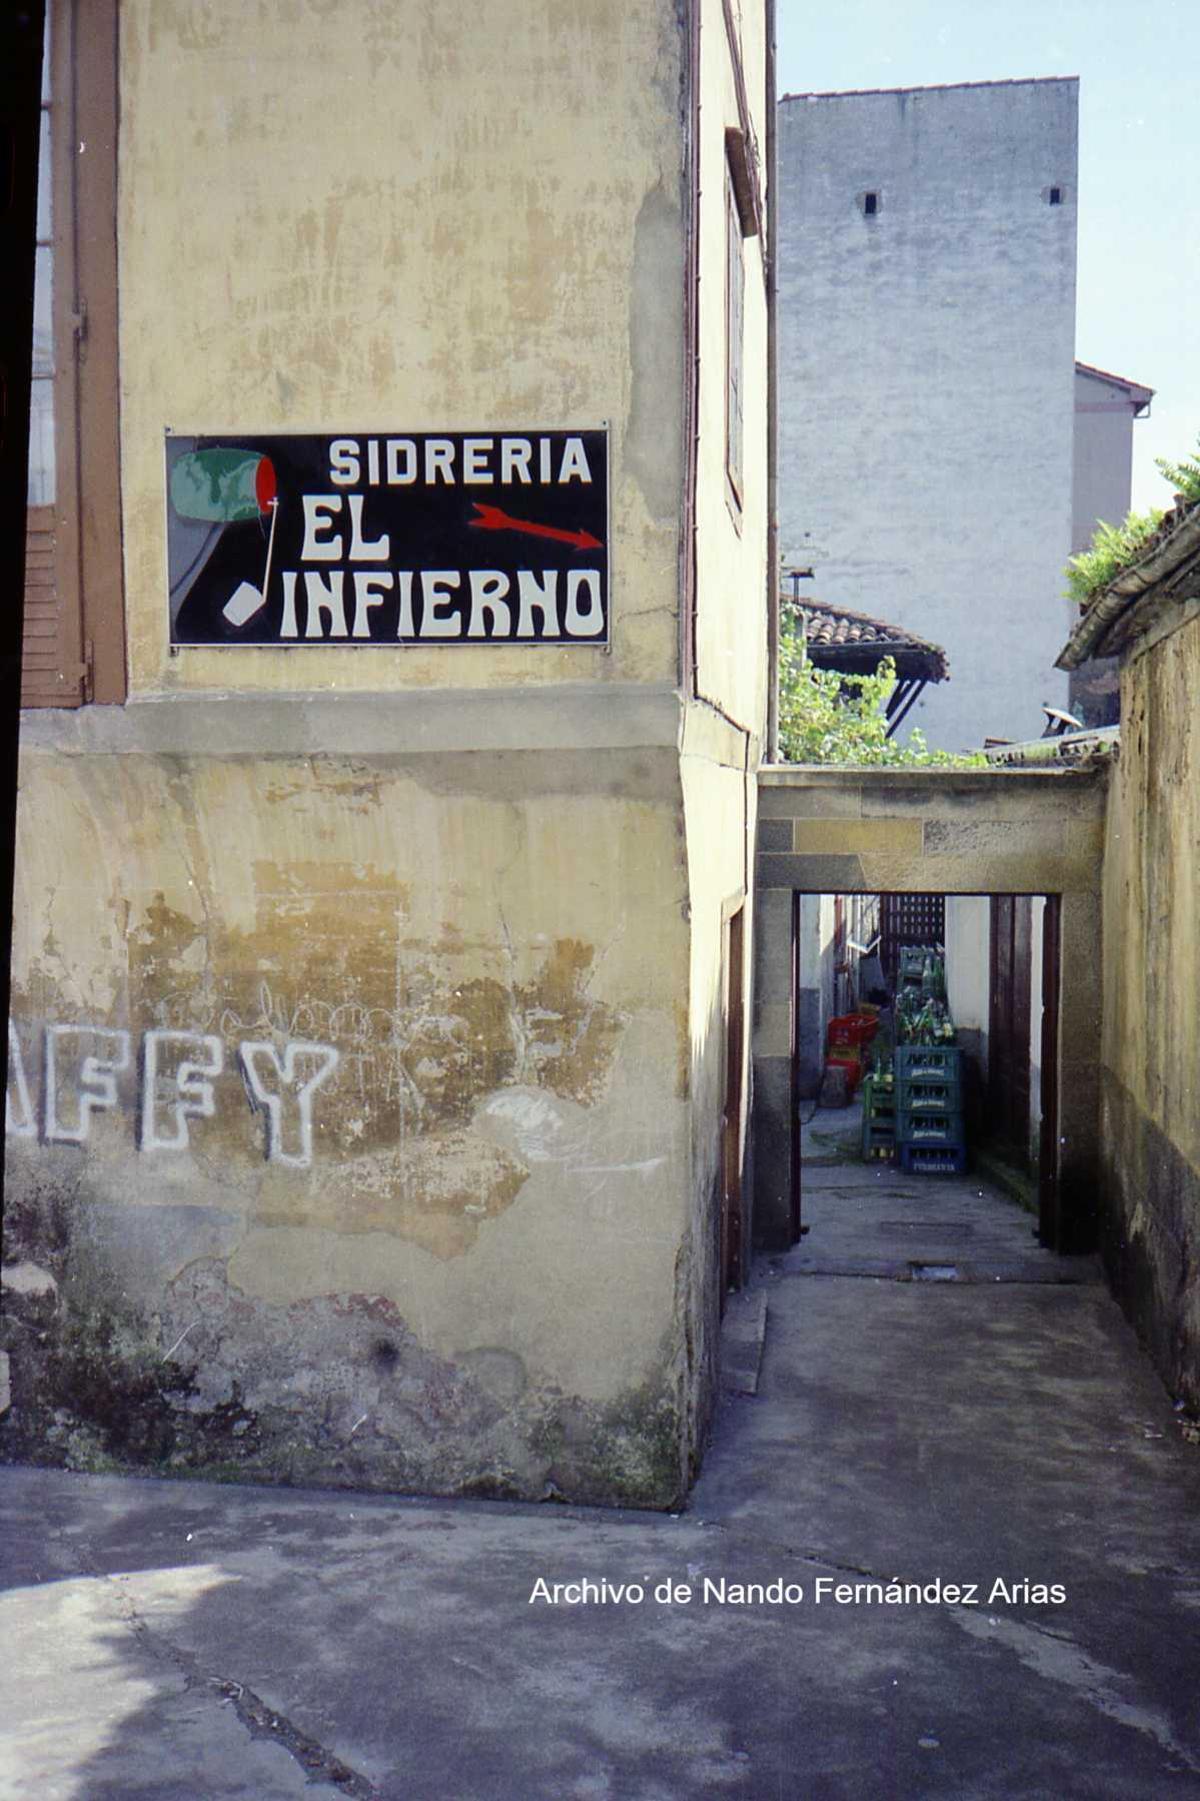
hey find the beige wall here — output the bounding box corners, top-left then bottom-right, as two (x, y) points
(5, 1), (772, 1507)
(1101, 613), (1200, 1408)
(752, 768), (1106, 1250)
(691, 0), (770, 733)
(118, 0), (686, 695)
(677, 0), (769, 1372)
(6, 741), (696, 1499)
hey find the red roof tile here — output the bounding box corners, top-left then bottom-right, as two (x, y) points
(788, 598), (949, 682)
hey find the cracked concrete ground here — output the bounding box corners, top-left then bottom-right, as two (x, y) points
(3, 1164), (1200, 1799)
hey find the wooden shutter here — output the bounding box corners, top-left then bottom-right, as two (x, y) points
(21, 0), (123, 709)
(23, 505), (85, 706)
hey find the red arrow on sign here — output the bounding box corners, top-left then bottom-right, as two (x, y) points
(469, 501), (602, 552)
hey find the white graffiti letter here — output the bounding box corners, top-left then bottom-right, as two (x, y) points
(44, 1024), (131, 1144)
(6, 1021), (35, 1138)
(140, 1031), (223, 1152)
(238, 1040), (340, 1169)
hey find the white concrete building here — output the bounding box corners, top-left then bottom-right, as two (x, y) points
(777, 78), (1079, 752)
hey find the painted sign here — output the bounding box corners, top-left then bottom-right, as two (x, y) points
(166, 430), (609, 647)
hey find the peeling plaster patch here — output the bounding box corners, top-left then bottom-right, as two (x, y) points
(475, 1086), (581, 1163)
(252, 1132), (529, 1259)
(456, 1347), (528, 1403)
(950, 1608), (1200, 1772)
(1, 1261), (59, 1299)
(66, 1205), (246, 1308)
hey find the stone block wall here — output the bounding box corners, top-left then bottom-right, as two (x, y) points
(752, 768), (1106, 1250)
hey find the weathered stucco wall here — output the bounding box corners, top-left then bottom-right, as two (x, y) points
(4, 741), (695, 1501)
(7, 0), (771, 1507)
(1101, 613), (1200, 1409)
(692, 0), (769, 732)
(672, 0), (768, 1406)
(117, 0), (686, 694)
(752, 768), (1105, 1250)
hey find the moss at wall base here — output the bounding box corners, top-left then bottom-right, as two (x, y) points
(1, 1180), (689, 1511)
(0, 1281), (688, 1511)
(1100, 1067), (1200, 1413)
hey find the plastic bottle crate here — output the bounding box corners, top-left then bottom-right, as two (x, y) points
(896, 1109), (965, 1146)
(896, 1078), (962, 1114)
(827, 1012), (879, 1050)
(862, 1128), (896, 1163)
(895, 1045), (962, 1080)
(898, 1142), (968, 1176)
(861, 1075), (895, 1118)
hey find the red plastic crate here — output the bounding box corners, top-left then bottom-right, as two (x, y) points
(827, 1012), (879, 1050)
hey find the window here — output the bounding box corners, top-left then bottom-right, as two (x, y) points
(725, 160), (745, 506)
(1048, 186), (1062, 206)
(862, 190), (879, 217)
(23, 0), (123, 707)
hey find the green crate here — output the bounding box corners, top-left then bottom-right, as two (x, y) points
(861, 1075), (896, 1119)
(896, 1109), (965, 1146)
(896, 1078), (962, 1114)
(895, 1045), (962, 1080)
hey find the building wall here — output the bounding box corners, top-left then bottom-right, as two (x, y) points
(776, 79), (1078, 752)
(752, 767), (1105, 1249)
(677, 0), (770, 1328)
(1070, 367), (1147, 727)
(4, 1), (770, 1505)
(6, 737), (694, 1500)
(117, 0), (686, 696)
(945, 893), (990, 1118)
(1100, 611), (1200, 1410)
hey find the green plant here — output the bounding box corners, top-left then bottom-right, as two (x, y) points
(1065, 509), (1166, 606)
(1155, 434), (1200, 505)
(1066, 432), (1200, 609)
(777, 620), (986, 767)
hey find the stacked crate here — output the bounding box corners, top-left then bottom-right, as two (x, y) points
(895, 1045), (966, 1175)
(824, 1011), (878, 1097)
(860, 1072), (896, 1162)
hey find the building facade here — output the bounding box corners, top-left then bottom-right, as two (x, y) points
(776, 78), (1079, 752)
(3, 0), (772, 1507)
(1069, 361), (1154, 726)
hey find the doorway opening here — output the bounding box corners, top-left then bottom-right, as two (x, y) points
(788, 891), (1064, 1250)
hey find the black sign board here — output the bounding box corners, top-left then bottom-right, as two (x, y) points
(166, 430), (609, 647)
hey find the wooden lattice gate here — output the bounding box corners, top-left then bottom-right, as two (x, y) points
(879, 892), (946, 987)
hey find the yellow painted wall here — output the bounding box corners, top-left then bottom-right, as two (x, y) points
(7, 745), (694, 1497)
(692, 0), (770, 733)
(6, 0), (772, 1505)
(1103, 622), (1200, 1172)
(1100, 614), (1200, 1405)
(117, 0), (687, 693)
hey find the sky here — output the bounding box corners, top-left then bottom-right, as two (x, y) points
(774, 0), (1200, 512)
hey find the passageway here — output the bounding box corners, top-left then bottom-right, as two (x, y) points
(694, 1161), (1200, 1789)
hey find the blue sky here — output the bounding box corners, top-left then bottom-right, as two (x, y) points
(775, 0), (1199, 511)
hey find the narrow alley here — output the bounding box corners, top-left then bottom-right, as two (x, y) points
(4, 1155), (1198, 1798)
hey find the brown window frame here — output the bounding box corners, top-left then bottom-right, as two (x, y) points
(23, 0), (124, 708)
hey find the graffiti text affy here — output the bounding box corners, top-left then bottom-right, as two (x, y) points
(6, 1021), (340, 1170)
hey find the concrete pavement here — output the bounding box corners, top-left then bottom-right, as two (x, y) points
(3, 1161), (1200, 1798)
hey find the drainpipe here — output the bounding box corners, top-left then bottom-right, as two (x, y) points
(764, 0), (779, 759)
